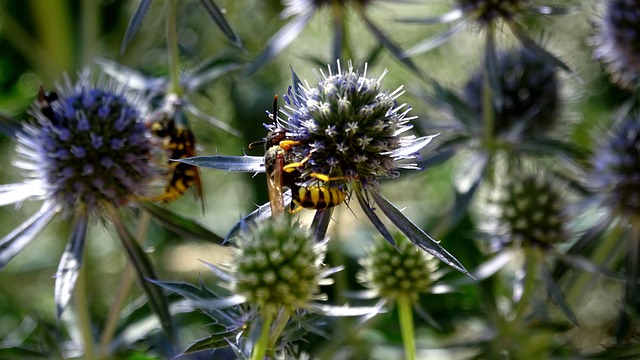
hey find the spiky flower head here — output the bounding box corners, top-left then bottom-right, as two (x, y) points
(497, 173), (566, 247)
(457, 0), (527, 26)
(592, 0), (640, 90)
(233, 216), (330, 314)
(15, 74), (155, 214)
(358, 235), (439, 301)
(464, 48), (560, 137)
(279, 62), (424, 189)
(591, 114), (640, 217)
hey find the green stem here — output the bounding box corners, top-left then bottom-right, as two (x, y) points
(30, 0), (74, 74)
(97, 211), (152, 358)
(514, 247), (539, 320)
(267, 308), (291, 350)
(397, 294), (417, 360)
(80, 0), (99, 66)
(166, 0), (182, 96)
(331, 1), (351, 62)
(482, 24), (496, 153)
(76, 256), (96, 360)
(252, 311), (275, 360)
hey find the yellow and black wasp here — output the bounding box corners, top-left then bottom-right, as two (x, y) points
(251, 96), (346, 215)
(146, 105), (205, 212)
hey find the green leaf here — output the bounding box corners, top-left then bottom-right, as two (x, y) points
(54, 211), (88, 317)
(178, 155), (265, 173)
(353, 184), (396, 248)
(404, 20), (466, 57)
(184, 334), (233, 353)
(508, 23), (573, 73)
(198, 0), (244, 49)
(0, 111), (21, 138)
(397, 9), (464, 24)
(360, 11), (422, 76)
(137, 201), (225, 244)
(0, 201), (58, 268)
(108, 207), (174, 340)
(539, 262), (578, 325)
(120, 0), (153, 54)
(245, 11), (315, 76)
(370, 189), (469, 275)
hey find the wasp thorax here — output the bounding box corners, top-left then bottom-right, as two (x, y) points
(233, 217), (326, 314)
(19, 80), (154, 214)
(358, 235), (438, 301)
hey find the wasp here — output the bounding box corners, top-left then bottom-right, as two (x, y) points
(146, 106), (204, 212)
(251, 96), (346, 215)
(37, 86), (59, 122)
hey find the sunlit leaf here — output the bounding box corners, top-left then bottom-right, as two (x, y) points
(353, 184), (396, 248)
(405, 20), (467, 57)
(397, 9), (464, 24)
(508, 23), (572, 73)
(198, 0), (244, 48)
(54, 211), (88, 317)
(0, 201), (58, 268)
(136, 202), (225, 244)
(360, 11), (422, 76)
(120, 0), (154, 54)
(178, 155), (265, 173)
(370, 189), (469, 275)
(245, 11), (315, 76)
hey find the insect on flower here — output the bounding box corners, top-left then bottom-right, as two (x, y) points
(250, 96), (347, 215)
(145, 99), (205, 212)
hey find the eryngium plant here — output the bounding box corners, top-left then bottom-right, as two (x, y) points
(464, 48), (560, 138)
(592, 0), (640, 90)
(0, 72), (173, 335)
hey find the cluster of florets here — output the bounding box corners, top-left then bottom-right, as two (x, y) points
(591, 114), (640, 216)
(16, 79), (155, 214)
(457, 0), (526, 25)
(592, 0), (640, 89)
(497, 174), (566, 247)
(358, 235), (438, 301)
(280, 63), (417, 188)
(464, 48), (559, 137)
(232, 217), (328, 314)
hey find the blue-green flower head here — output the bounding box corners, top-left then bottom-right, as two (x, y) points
(591, 114), (640, 217)
(497, 173), (567, 247)
(464, 48), (560, 137)
(280, 61), (426, 189)
(457, 0), (527, 26)
(17, 72), (155, 214)
(233, 216), (332, 315)
(592, 0), (640, 89)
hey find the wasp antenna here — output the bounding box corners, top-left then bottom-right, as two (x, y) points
(272, 95), (279, 123)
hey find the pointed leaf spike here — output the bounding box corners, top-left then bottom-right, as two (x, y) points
(120, 0), (153, 54)
(370, 189), (469, 275)
(54, 211), (89, 318)
(198, 0), (244, 49)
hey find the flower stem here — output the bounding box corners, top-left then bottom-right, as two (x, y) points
(251, 310), (275, 360)
(267, 307), (291, 350)
(97, 211), (152, 358)
(76, 257), (96, 360)
(514, 247), (539, 320)
(166, 0), (182, 96)
(397, 294), (417, 360)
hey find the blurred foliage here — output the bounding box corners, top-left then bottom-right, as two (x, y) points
(0, 0), (639, 359)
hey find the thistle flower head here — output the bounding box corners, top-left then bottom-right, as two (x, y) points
(592, 0), (640, 89)
(15, 74), (155, 215)
(496, 173), (567, 247)
(232, 216), (331, 315)
(358, 235), (439, 301)
(279, 62), (423, 189)
(457, 0), (527, 26)
(464, 48), (560, 137)
(591, 114), (640, 217)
